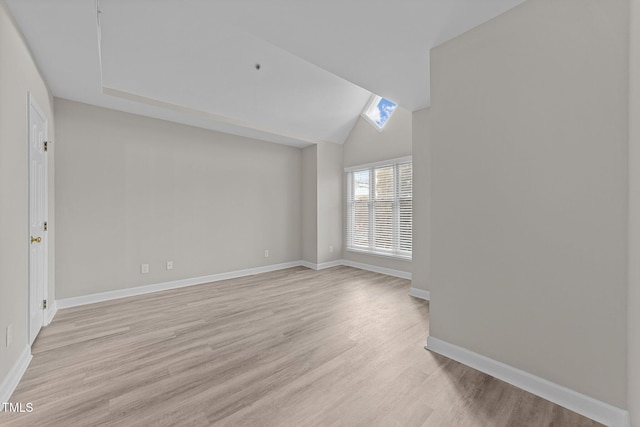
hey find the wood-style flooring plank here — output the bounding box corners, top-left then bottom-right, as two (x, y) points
(1, 266), (602, 426)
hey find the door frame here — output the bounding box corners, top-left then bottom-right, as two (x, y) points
(27, 92), (49, 345)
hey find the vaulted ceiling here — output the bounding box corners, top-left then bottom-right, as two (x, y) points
(6, 0), (525, 147)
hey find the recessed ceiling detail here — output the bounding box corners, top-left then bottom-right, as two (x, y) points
(5, 0), (526, 148)
(97, 0), (371, 145)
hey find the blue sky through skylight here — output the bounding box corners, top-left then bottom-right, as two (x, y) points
(363, 95), (397, 130)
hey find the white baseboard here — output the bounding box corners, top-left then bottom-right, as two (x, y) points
(426, 336), (630, 427)
(0, 346), (32, 406)
(300, 260), (343, 270)
(409, 287), (430, 301)
(299, 260), (317, 270)
(44, 301), (57, 326)
(317, 260), (343, 270)
(56, 259), (412, 310)
(342, 259), (411, 280)
(57, 261), (302, 309)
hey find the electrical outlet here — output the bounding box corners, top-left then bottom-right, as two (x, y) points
(6, 324), (13, 347)
(166, 261), (173, 270)
(329, 245), (333, 253)
(141, 263), (149, 274)
(264, 250), (269, 258)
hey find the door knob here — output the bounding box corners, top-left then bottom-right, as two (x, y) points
(30, 236), (41, 244)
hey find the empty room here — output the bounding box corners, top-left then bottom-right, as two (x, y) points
(1, 0), (639, 426)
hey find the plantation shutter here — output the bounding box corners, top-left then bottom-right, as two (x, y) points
(349, 169), (370, 248)
(373, 166), (394, 251)
(398, 162), (412, 255)
(346, 157), (412, 259)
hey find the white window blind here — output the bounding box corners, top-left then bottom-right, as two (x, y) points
(346, 157), (412, 259)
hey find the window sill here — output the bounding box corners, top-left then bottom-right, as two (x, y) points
(346, 247), (412, 261)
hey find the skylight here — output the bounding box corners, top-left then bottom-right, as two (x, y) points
(362, 95), (397, 131)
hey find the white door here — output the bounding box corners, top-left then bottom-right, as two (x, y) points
(28, 94), (48, 345)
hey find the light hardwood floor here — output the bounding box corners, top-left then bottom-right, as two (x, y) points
(2, 266), (602, 426)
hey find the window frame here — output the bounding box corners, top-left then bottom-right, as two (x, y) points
(345, 156), (412, 260)
(361, 95), (398, 132)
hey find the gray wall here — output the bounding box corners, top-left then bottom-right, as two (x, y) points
(301, 145), (318, 264)
(343, 108), (413, 273)
(343, 108), (413, 167)
(0, 0), (55, 386)
(301, 142), (343, 266)
(317, 142), (343, 264)
(411, 108), (430, 291)
(429, 0), (628, 408)
(55, 99), (302, 299)
(629, 0), (640, 422)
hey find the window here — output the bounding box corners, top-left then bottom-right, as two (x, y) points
(362, 95), (397, 131)
(346, 157), (412, 259)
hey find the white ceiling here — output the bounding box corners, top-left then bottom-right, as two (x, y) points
(6, 0), (525, 147)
